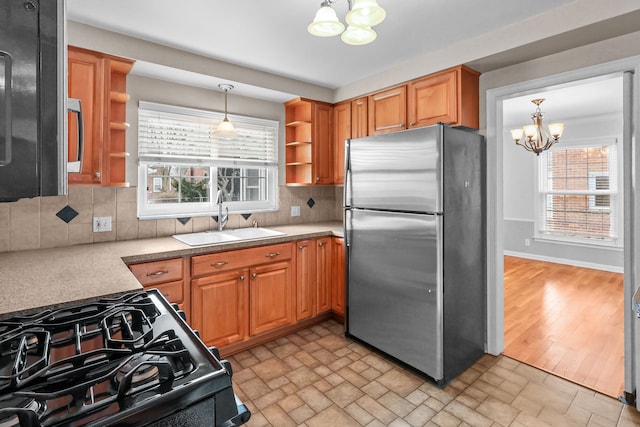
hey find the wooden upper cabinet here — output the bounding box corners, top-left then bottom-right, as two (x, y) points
(285, 98), (333, 186)
(333, 101), (351, 185)
(368, 85), (406, 135)
(68, 48), (105, 185)
(68, 46), (133, 187)
(313, 102), (334, 185)
(351, 97), (368, 139)
(407, 65), (480, 129)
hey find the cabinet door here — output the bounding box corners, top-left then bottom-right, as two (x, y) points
(368, 86), (406, 135)
(407, 69), (457, 128)
(351, 97), (368, 139)
(316, 237), (332, 314)
(191, 269), (248, 348)
(296, 240), (317, 320)
(313, 102), (334, 185)
(333, 102), (351, 185)
(68, 47), (106, 185)
(332, 237), (346, 316)
(250, 260), (295, 335)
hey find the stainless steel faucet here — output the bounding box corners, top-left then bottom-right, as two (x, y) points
(216, 190), (228, 231)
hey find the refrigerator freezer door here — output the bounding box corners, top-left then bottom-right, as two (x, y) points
(346, 208), (443, 380)
(346, 126), (441, 213)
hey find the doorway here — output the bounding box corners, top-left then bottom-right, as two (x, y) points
(485, 59), (638, 404)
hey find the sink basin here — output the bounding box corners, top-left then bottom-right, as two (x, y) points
(223, 227), (286, 240)
(172, 227), (285, 246)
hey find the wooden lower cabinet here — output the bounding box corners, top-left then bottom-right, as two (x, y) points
(296, 240), (317, 320)
(128, 257), (189, 320)
(190, 243), (295, 349)
(332, 237), (346, 316)
(250, 261), (295, 335)
(191, 269), (248, 348)
(316, 237), (332, 314)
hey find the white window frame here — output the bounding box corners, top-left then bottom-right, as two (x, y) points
(137, 102), (278, 220)
(534, 137), (622, 247)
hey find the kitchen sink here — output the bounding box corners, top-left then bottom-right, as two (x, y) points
(172, 227), (285, 246)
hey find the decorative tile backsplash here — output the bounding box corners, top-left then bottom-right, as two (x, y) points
(0, 186), (341, 253)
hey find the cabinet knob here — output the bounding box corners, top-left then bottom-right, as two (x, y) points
(95, 172), (101, 178)
(318, 242), (324, 247)
(299, 245), (307, 250)
(410, 121), (415, 126)
(316, 177), (320, 181)
(240, 275), (245, 281)
(251, 273), (257, 279)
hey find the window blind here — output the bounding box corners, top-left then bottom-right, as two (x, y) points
(537, 142), (618, 242)
(138, 101), (278, 167)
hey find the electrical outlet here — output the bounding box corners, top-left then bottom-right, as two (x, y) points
(291, 206), (300, 217)
(524, 238), (531, 247)
(93, 216), (112, 233)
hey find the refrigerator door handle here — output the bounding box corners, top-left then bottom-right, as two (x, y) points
(0, 50), (12, 167)
(344, 208), (352, 248)
(344, 139), (352, 208)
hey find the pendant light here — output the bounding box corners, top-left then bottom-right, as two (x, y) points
(215, 84), (236, 139)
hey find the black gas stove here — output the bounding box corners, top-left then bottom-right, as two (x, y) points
(0, 290), (250, 426)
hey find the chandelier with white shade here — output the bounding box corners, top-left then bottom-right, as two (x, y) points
(307, 0), (386, 46)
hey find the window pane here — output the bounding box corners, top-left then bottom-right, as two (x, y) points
(145, 165), (210, 204)
(217, 167), (266, 202)
(539, 144), (617, 242)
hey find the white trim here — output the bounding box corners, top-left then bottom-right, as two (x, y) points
(504, 250), (624, 273)
(486, 54), (640, 360)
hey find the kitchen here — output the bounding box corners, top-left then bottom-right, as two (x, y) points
(2, 0), (640, 425)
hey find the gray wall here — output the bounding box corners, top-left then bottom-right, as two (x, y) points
(502, 113), (624, 271)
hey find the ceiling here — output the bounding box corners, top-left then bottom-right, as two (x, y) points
(66, 0), (573, 90)
(503, 76), (623, 129)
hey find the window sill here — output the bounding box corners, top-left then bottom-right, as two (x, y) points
(533, 235), (623, 251)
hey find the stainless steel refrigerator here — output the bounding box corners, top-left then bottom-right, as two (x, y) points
(0, 0), (68, 202)
(344, 124), (485, 384)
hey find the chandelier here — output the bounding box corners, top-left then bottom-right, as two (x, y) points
(510, 99), (565, 155)
(307, 0), (386, 46)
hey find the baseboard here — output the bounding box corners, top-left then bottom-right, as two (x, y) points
(504, 250), (624, 273)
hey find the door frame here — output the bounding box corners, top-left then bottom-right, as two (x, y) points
(485, 56), (640, 400)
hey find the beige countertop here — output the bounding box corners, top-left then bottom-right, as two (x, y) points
(0, 221), (343, 319)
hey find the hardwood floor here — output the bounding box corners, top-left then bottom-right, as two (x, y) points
(503, 255), (624, 398)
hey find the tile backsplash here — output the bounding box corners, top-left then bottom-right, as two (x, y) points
(0, 186), (343, 253)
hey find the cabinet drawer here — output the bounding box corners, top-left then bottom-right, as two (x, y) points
(192, 243), (293, 277)
(148, 280), (184, 304)
(130, 258), (183, 286)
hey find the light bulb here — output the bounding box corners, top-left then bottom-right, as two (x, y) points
(346, 0), (386, 27)
(308, 5), (345, 37)
(341, 26), (376, 45)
